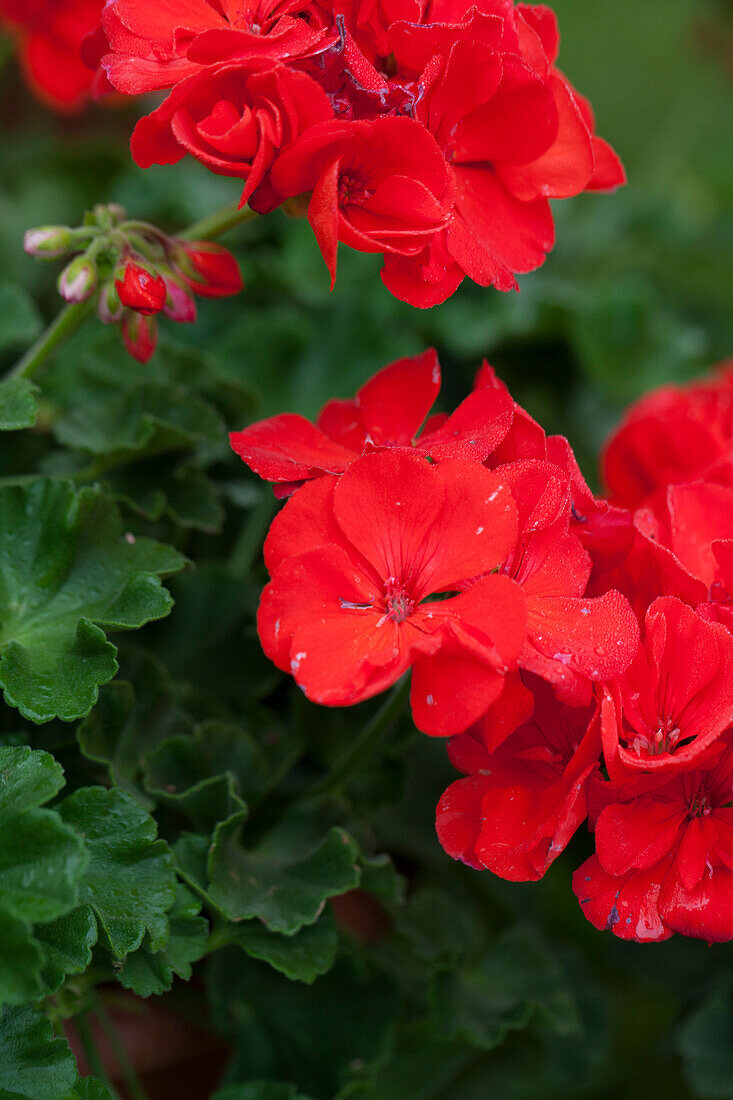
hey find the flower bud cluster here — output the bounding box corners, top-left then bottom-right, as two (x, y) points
(23, 203), (243, 363)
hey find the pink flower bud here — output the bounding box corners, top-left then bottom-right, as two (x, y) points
(163, 277), (197, 323)
(58, 255), (98, 303)
(24, 225), (74, 259)
(177, 241), (243, 299)
(97, 281), (124, 325)
(115, 260), (167, 316)
(121, 311), (158, 364)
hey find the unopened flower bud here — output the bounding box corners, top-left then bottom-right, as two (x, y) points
(115, 259), (166, 316)
(163, 277), (197, 324)
(175, 241), (243, 299)
(121, 311), (158, 364)
(58, 255), (98, 303)
(24, 225), (74, 260)
(97, 281), (124, 324)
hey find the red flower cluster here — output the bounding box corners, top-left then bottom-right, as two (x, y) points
(92, 0), (624, 306)
(442, 358), (733, 945)
(236, 352), (733, 945)
(0, 0), (102, 111)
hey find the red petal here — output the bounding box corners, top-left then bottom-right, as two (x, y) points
(498, 73), (594, 201)
(594, 797), (686, 876)
(436, 776), (490, 870)
(573, 853), (673, 942)
(659, 861), (733, 942)
(355, 349), (440, 446)
(230, 414), (355, 485)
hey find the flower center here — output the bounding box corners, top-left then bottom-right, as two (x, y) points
(630, 717), (682, 756)
(338, 174), (372, 206)
(382, 579), (414, 624)
(688, 787), (713, 818)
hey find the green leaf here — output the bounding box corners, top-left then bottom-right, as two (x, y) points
(118, 884), (208, 997)
(142, 720), (280, 831)
(677, 991), (733, 1099)
(0, 285), (42, 353)
(229, 908), (339, 984)
(77, 654), (193, 804)
(0, 745), (65, 816)
(208, 815), (360, 934)
(0, 911), (44, 1006)
(430, 926), (579, 1051)
(209, 954), (398, 1098)
(0, 479), (184, 723)
(116, 465), (224, 533)
(58, 787), (176, 958)
(0, 379), (38, 432)
(53, 380), (225, 465)
(0, 748), (87, 925)
(0, 1006), (77, 1100)
(35, 907), (98, 996)
(62, 1079), (113, 1100)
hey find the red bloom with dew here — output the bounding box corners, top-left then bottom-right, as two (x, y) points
(573, 734), (733, 943)
(93, 0), (625, 305)
(599, 597), (733, 782)
(437, 676), (600, 881)
(230, 349), (515, 495)
(258, 448), (527, 731)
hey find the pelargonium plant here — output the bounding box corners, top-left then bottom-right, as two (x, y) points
(1, 0), (731, 1095)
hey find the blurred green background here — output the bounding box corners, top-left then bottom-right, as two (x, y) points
(1, 0), (732, 1097)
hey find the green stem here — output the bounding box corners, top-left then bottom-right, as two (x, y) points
(8, 299), (94, 381)
(91, 992), (150, 1100)
(179, 202), (259, 242)
(305, 676), (411, 802)
(74, 1012), (118, 1097)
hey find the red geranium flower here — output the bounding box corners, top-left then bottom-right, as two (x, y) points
(230, 349), (515, 495)
(259, 445), (639, 735)
(130, 60), (332, 204)
(0, 0), (101, 111)
(437, 676), (599, 881)
(256, 116), (453, 287)
(603, 359), (733, 510)
(99, 0), (333, 95)
(574, 734), (733, 943)
(258, 448), (527, 730)
(600, 597), (733, 782)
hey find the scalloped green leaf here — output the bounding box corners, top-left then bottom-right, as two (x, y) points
(62, 1079), (113, 1100)
(429, 926), (579, 1052)
(0, 1006), (77, 1100)
(35, 906), (98, 996)
(77, 654), (193, 804)
(0, 748), (87, 926)
(58, 787), (176, 958)
(0, 379), (38, 432)
(53, 380), (224, 465)
(0, 911), (44, 1007)
(0, 479), (184, 723)
(142, 720), (277, 831)
(208, 815), (360, 935)
(229, 908), (338, 985)
(118, 884), (208, 997)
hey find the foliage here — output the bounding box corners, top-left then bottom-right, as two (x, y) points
(0, 0), (730, 1094)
